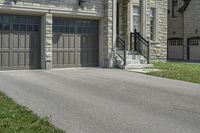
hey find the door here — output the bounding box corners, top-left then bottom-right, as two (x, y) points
(0, 15), (41, 70)
(188, 38), (200, 61)
(53, 18), (99, 68)
(167, 38), (184, 60)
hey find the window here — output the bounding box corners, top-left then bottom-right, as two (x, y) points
(12, 16), (40, 32)
(172, 0), (178, 18)
(150, 8), (156, 41)
(0, 16), (10, 31)
(168, 38), (183, 46)
(132, 6), (140, 32)
(53, 18), (98, 34)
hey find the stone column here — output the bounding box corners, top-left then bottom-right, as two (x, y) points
(104, 0), (114, 67)
(141, 0), (147, 38)
(41, 13), (53, 69)
(113, 0), (117, 50)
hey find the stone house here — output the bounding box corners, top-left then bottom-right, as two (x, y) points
(168, 0), (200, 61)
(0, 0), (167, 70)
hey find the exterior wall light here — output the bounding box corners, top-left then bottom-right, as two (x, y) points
(12, 0), (17, 4)
(79, 0), (86, 8)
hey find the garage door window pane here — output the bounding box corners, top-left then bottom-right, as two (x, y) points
(20, 24), (26, 31)
(58, 26), (63, 32)
(64, 26), (69, 33)
(27, 25), (33, 31)
(2, 24), (9, 31)
(2, 16), (9, 23)
(0, 24), (2, 31)
(19, 16), (26, 24)
(69, 20), (75, 33)
(13, 16), (19, 23)
(69, 26), (75, 33)
(53, 26), (58, 32)
(13, 24), (20, 31)
(33, 25), (39, 32)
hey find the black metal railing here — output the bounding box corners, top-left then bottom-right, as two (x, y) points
(130, 30), (150, 64)
(116, 35), (126, 66)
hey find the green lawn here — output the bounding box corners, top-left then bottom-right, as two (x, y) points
(0, 91), (64, 133)
(148, 62), (200, 83)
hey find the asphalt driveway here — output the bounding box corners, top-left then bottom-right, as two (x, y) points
(0, 68), (200, 133)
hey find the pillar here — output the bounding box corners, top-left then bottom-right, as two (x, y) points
(41, 13), (53, 69)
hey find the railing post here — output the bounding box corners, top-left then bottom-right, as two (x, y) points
(147, 41), (150, 64)
(130, 33), (132, 50)
(134, 29), (137, 51)
(124, 40), (126, 66)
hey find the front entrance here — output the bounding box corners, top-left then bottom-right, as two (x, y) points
(0, 15), (41, 70)
(52, 17), (99, 68)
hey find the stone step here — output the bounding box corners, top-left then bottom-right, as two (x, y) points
(126, 59), (147, 65)
(125, 64), (153, 69)
(116, 50), (150, 69)
(117, 53), (147, 60)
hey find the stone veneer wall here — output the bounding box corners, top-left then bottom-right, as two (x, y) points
(148, 0), (168, 61)
(118, 0), (131, 48)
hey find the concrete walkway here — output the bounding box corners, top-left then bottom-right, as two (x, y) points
(0, 68), (200, 133)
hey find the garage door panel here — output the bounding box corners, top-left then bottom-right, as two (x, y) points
(0, 34), (2, 48)
(63, 36), (69, 48)
(69, 36), (75, 48)
(13, 34), (19, 48)
(58, 36), (64, 49)
(69, 51), (75, 64)
(189, 46), (200, 61)
(0, 52), (1, 67)
(64, 52), (68, 64)
(76, 35), (81, 48)
(81, 35), (87, 48)
(26, 34), (30, 49)
(19, 34), (26, 48)
(58, 52), (64, 65)
(13, 52), (18, 66)
(189, 39), (200, 61)
(2, 52), (9, 67)
(19, 52), (26, 66)
(77, 51), (81, 65)
(2, 34), (9, 49)
(26, 52), (30, 65)
(53, 52), (58, 65)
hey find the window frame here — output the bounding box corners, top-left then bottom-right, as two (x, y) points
(172, 0), (178, 18)
(131, 6), (141, 33)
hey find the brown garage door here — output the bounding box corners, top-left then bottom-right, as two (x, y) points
(53, 17), (99, 68)
(0, 15), (41, 70)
